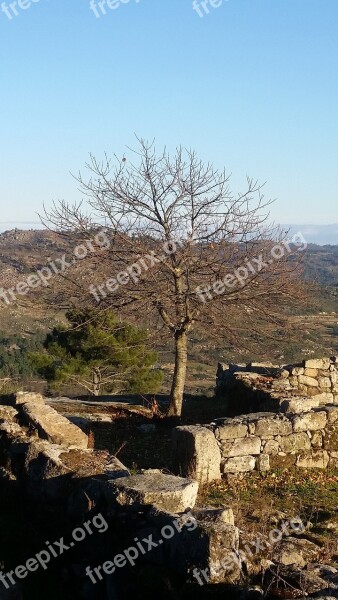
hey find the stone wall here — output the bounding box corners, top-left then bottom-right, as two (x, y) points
(173, 357), (338, 484)
(0, 392), (242, 598)
(216, 356), (338, 415)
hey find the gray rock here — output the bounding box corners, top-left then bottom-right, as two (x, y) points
(263, 439), (279, 455)
(172, 425), (221, 483)
(275, 536), (322, 567)
(21, 402), (88, 449)
(227, 436), (261, 458)
(217, 422), (248, 440)
(108, 473), (199, 513)
(222, 456), (256, 473)
(281, 397), (320, 414)
(256, 453), (270, 472)
(296, 450), (329, 469)
(254, 415), (292, 437)
(14, 391), (45, 405)
(293, 411), (327, 432)
(279, 432), (311, 453)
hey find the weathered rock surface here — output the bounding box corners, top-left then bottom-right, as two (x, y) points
(222, 456), (256, 473)
(279, 432), (311, 453)
(274, 536), (322, 567)
(21, 402), (88, 449)
(14, 391), (45, 405)
(108, 473), (199, 512)
(281, 397), (320, 414)
(293, 410), (327, 432)
(253, 415), (292, 437)
(172, 425), (221, 483)
(226, 436), (261, 457)
(217, 421), (248, 440)
(296, 450), (329, 469)
(0, 406), (18, 421)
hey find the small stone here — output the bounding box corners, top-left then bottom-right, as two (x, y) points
(254, 415), (292, 437)
(324, 406), (338, 423)
(293, 411), (327, 432)
(217, 422), (248, 440)
(256, 454), (270, 472)
(296, 450), (329, 468)
(227, 436), (261, 457)
(318, 377), (331, 389)
(222, 456), (256, 473)
(298, 375), (319, 387)
(304, 358), (331, 370)
(263, 440), (279, 455)
(279, 432), (311, 453)
(311, 431), (323, 448)
(290, 367), (304, 376)
(304, 368), (319, 377)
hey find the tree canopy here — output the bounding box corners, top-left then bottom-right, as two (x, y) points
(30, 309), (162, 396)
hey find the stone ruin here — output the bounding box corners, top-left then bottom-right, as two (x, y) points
(173, 356), (338, 484)
(2, 371), (338, 598)
(0, 391), (240, 599)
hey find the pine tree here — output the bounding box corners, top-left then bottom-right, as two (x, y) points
(30, 309), (162, 396)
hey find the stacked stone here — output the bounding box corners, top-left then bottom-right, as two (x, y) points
(214, 407), (338, 474)
(286, 357), (338, 404)
(216, 356), (338, 410)
(174, 403), (338, 482)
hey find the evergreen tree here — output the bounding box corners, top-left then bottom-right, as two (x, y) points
(30, 310), (162, 396)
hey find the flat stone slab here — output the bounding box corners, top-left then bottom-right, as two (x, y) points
(21, 402), (88, 449)
(108, 473), (198, 512)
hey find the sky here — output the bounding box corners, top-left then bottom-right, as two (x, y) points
(0, 0), (337, 230)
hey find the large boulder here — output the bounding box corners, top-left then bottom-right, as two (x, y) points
(172, 425), (221, 483)
(107, 473), (198, 513)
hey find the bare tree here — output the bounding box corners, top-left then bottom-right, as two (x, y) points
(42, 139), (306, 417)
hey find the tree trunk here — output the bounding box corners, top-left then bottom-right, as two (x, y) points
(92, 368), (101, 396)
(167, 331), (188, 417)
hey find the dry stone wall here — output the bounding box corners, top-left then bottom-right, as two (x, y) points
(0, 392), (243, 597)
(216, 356), (338, 415)
(173, 357), (338, 484)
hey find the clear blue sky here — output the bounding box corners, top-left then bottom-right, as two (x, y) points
(0, 0), (337, 228)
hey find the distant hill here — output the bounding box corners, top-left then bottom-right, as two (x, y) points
(285, 224), (338, 246)
(0, 228), (338, 290)
(0, 228), (338, 386)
